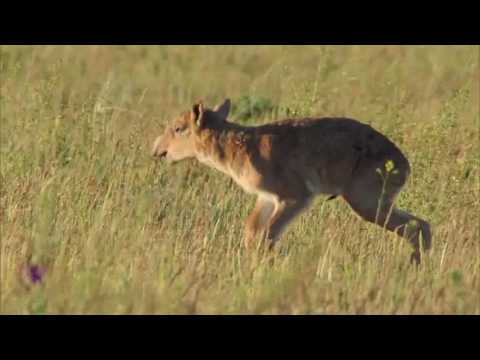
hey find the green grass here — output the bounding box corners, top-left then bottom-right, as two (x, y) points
(1, 45), (479, 314)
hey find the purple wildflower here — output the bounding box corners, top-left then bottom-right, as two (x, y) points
(27, 265), (46, 284)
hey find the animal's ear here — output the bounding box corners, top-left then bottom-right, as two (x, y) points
(213, 98), (231, 119)
(191, 102), (205, 128)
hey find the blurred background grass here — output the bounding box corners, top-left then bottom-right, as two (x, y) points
(0, 45), (478, 314)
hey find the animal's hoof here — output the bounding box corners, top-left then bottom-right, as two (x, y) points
(410, 251), (421, 266)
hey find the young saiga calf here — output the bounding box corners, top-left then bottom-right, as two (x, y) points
(152, 99), (431, 264)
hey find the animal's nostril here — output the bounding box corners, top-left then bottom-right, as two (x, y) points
(152, 148), (166, 158)
(153, 150), (167, 159)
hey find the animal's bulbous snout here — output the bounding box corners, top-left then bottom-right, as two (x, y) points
(151, 137), (167, 159)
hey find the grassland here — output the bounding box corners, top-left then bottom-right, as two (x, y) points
(0, 45), (479, 314)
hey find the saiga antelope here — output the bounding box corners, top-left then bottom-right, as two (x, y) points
(152, 99), (431, 264)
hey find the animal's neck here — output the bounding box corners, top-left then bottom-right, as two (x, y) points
(194, 122), (253, 177)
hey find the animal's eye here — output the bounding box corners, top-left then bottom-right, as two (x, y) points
(175, 127), (183, 133)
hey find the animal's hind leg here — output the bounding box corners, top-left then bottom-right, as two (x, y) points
(379, 207), (431, 265)
(343, 178), (431, 265)
(392, 208), (432, 261)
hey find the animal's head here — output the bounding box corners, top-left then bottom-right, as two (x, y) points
(151, 99), (231, 163)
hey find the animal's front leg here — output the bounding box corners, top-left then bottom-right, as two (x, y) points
(265, 197), (313, 249)
(244, 196), (276, 250)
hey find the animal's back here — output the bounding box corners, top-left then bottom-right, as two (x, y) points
(248, 117), (410, 196)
